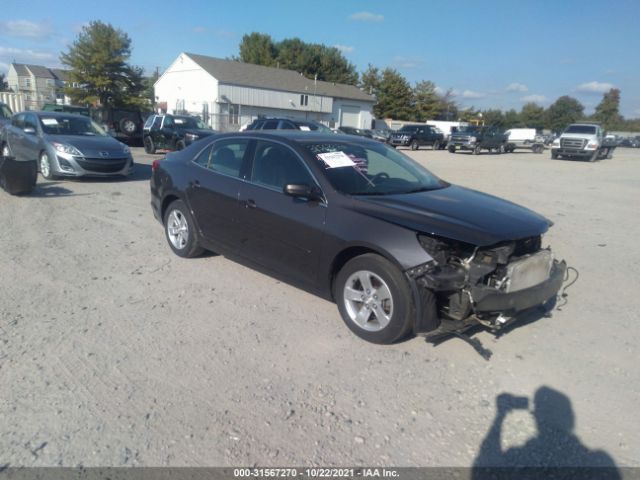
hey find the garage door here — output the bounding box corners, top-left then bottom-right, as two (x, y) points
(340, 105), (361, 128)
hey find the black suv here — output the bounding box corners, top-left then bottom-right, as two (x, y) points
(90, 107), (146, 145)
(388, 124), (444, 150)
(448, 125), (508, 154)
(246, 117), (334, 133)
(143, 114), (216, 154)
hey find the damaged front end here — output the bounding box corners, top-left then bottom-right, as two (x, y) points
(408, 234), (567, 338)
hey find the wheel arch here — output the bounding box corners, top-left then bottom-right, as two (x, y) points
(328, 245), (403, 301)
(160, 193), (182, 220)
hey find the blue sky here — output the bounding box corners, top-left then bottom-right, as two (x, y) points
(1, 0), (639, 116)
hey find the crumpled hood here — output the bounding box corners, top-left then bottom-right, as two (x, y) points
(44, 134), (128, 157)
(350, 185), (550, 246)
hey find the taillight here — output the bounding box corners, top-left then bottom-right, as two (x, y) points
(152, 159), (161, 171)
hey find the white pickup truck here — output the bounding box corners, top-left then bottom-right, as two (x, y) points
(551, 123), (616, 162)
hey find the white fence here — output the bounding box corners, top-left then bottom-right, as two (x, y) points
(0, 92), (25, 113)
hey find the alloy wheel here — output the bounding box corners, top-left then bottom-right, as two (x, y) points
(167, 209), (189, 250)
(343, 270), (394, 332)
(40, 153), (51, 178)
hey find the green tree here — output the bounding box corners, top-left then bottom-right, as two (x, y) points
(593, 88), (622, 131)
(359, 64), (380, 97)
(545, 96), (585, 132)
(504, 109), (521, 128)
(520, 102), (545, 130)
(0, 72), (9, 91)
(481, 109), (505, 128)
(436, 88), (458, 120)
(374, 68), (413, 119)
(60, 20), (145, 107)
(412, 80), (442, 121)
(238, 33), (358, 85)
(238, 32), (277, 67)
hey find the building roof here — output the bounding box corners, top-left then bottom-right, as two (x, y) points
(184, 53), (375, 103)
(11, 63), (69, 81)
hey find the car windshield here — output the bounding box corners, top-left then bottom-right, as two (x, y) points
(565, 125), (597, 134)
(174, 117), (208, 129)
(303, 141), (446, 196)
(1, 105), (12, 119)
(39, 115), (108, 136)
(398, 126), (419, 133)
(458, 126), (480, 133)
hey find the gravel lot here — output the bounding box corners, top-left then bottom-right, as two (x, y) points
(1, 145), (639, 468)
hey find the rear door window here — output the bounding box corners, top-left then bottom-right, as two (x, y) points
(195, 139), (250, 178)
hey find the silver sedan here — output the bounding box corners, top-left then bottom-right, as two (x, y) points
(0, 111), (133, 179)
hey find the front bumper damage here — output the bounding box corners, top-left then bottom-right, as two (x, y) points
(406, 238), (567, 339)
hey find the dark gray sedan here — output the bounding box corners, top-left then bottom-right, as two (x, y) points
(0, 111), (133, 179)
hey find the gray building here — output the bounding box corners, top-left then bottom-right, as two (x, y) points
(6, 63), (71, 110)
(155, 53), (375, 131)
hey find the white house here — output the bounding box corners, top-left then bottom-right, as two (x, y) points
(154, 53), (375, 131)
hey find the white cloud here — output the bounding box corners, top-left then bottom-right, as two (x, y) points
(522, 94), (547, 103)
(349, 11), (384, 22)
(0, 20), (52, 39)
(333, 44), (354, 53)
(392, 56), (422, 69)
(506, 82), (528, 92)
(0, 46), (57, 67)
(461, 90), (486, 99)
(193, 26), (207, 33)
(576, 81), (615, 94)
(214, 29), (235, 38)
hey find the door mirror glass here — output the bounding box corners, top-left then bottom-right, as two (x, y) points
(284, 183), (322, 201)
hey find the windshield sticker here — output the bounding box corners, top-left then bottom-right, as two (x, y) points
(317, 151), (356, 169)
(299, 126), (311, 131)
(42, 118), (58, 126)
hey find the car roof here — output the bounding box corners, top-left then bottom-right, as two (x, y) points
(216, 130), (380, 145)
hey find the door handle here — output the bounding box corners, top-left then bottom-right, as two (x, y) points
(245, 199), (257, 209)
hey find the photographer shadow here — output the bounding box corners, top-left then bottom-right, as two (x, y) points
(472, 387), (620, 479)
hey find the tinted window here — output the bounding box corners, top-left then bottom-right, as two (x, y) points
(13, 113), (25, 128)
(24, 114), (38, 130)
(279, 121), (296, 130)
(144, 116), (155, 129)
(251, 141), (314, 190)
(196, 139), (249, 178)
(163, 116), (174, 128)
(152, 116), (162, 129)
(263, 120), (279, 129)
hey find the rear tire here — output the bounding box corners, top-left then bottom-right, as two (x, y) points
(175, 140), (186, 151)
(163, 200), (205, 258)
(335, 254), (414, 344)
(144, 136), (155, 154)
(432, 140), (441, 150)
(410, 140), (419, 150)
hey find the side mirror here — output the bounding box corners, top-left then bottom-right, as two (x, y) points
(283, 184), (323, 201)
(23, 127), (36, 135)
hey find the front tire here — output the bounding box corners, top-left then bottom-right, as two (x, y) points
(551, 151), (559, 159)
(39, 151), (57, 180)
(175, 140), (186, 151)
(448, 146), (455, 153)
(410, 140), (419, 151)
(473, 144), (482, 155)
(335, 254), (414, 344)
(432, 140), (441, 150)
(164, 200), (204, 258)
